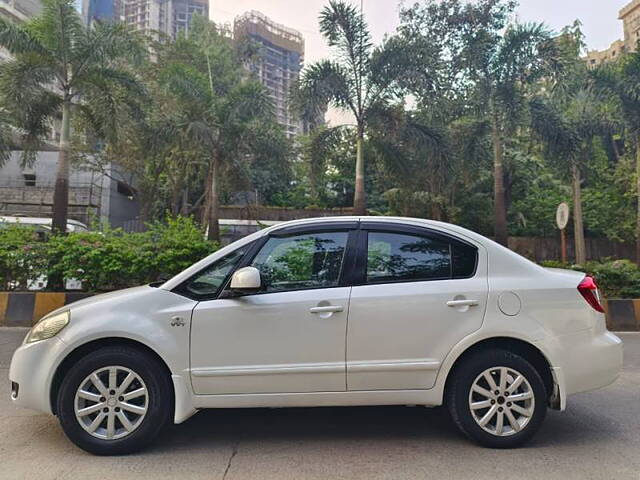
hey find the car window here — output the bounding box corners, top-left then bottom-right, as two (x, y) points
(250, 231), (348, 293)
(366, 231), (451, 283)
(452, 241), (478, 278)
(182, 245), (249, 298)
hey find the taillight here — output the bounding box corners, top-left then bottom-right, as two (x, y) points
(578, 276), (605, 313)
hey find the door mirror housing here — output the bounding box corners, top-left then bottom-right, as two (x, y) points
(229, 266), (262, 294)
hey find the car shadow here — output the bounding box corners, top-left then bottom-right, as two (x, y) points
(146, 400), (625, 454)
(153, 405), (458, 450)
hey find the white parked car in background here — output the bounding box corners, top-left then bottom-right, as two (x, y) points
(0, 215), (89, 233)
(9, 217), (622, 454)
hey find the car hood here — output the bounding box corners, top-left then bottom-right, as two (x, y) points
(38, 286), (156, 322)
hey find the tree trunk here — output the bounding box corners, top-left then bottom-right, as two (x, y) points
(572, 160), (586, 264)
(353, 127), (366, 215)
(636, 133), (640, 265)
(181, 182), (189, 216)
(51, 100), (71, 234)
(171, 178), (181, 216)
(491, 116), (508, 246)
(206, 155), (220, 243)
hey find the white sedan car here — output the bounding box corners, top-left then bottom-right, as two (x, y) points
(9, 217), (623, 454)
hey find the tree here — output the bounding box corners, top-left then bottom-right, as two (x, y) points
(160, 16), (286, 241)
(594, 50), (640, 263)
(469, 23), (553, 245)
(391, 0), (552, 244)
(0, 0), (143, 233)
(531, 89), (619, 264)
(367, 106), (453, 219)
(0, 109), (17, 166)
(529, 25), (622, 264)
(296, 0), (398, 215)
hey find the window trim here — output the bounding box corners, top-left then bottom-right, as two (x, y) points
(173, 221), (478, 299)
(354, 223), (478, 286)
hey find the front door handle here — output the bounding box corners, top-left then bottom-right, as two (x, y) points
(446, 299), (479, 308)
(309, 305), (344, 314)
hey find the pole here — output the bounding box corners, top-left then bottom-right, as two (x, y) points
(560, 228), (567, 264)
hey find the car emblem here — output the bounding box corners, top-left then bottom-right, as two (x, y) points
(170, 316), (185, 327)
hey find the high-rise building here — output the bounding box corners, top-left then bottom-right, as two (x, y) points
(122, 0), (207, 39)
(586, 0), (640, 67)
(170, 0), (207, 38)
(234, 11), (305, 138)
(81, 0), (121, 25)
(621, 0), (640, 51)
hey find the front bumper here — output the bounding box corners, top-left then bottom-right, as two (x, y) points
(9, 336), (67, 414)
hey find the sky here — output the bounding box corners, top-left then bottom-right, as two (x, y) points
(210, 0), (631, 123)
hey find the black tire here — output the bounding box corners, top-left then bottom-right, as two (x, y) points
(446, 349), (547, 449)
(56, 345), (173, 455)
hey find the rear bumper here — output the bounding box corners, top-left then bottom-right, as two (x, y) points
(541, 330), (623, 409)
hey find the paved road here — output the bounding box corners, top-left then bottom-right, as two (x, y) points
(1, 329), (639, 480)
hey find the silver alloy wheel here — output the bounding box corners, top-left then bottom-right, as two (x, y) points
(74, 366), (149, 440)
(468, 366), (535, 437)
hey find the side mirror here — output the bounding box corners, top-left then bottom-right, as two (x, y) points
(229, 266), (261, 293)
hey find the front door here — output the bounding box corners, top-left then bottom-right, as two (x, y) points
(346, 225), (488, 391)
(190, 229), (354, 395)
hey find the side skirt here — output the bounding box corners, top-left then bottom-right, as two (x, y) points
(191, 389), (441, 410)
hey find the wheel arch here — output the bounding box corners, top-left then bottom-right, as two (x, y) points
(443, 336), (555, 404)
(49, 337), (174, 415)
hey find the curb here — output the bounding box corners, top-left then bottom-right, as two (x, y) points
(0, 292), (92, 327)
(603, 299), (640, 331)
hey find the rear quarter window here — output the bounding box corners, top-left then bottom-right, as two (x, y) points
(451, 241), (478, 278)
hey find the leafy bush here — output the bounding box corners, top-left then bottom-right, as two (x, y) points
(0, 216), (218, 292)
(0, 225), (47, 290)
(540, 259), (640, 298)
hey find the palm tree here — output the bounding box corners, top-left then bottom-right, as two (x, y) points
(593, 51), (640, 263)
(160, 17), (280, 242)
(296, 0), (396, 215)
(530, 88), (619, 264)
(468, 23), (553, 245)
(0, 109), (16, 166)
(367, 106), (452, 219)
(0, 0), (142, 233)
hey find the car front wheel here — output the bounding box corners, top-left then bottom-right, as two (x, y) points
(56, 345), (173, 455)
(447, 349), (547, 448)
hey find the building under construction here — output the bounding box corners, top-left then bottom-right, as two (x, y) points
(234, 11), (305, 138)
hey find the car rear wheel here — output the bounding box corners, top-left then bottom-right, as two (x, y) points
(447, 349), (547, 448)
(56, 345), (172, 455)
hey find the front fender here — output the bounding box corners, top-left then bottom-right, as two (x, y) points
(51, 286), (197, 422)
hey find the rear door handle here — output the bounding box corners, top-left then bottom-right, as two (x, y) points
(446, 299), (479, 307)
(309, 305), (344, 314)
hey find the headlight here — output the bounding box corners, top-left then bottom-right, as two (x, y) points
(25, 311), (70, 344)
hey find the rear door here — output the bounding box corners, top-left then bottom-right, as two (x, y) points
(346, 223), (488, 391)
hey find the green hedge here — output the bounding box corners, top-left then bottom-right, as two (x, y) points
(540, 259), (640, 299)
(0, 216), (218, 292)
